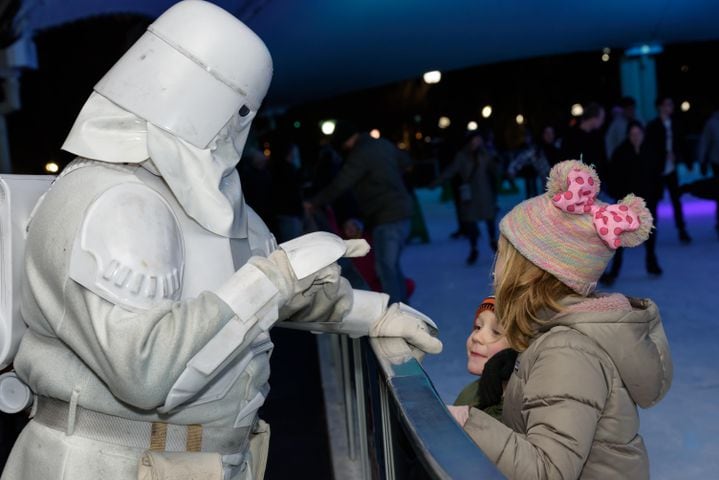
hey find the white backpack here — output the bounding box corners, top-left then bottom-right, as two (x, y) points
(0, 174), (54, 411)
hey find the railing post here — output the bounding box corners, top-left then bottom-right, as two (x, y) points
(378, 376), (395, 480)
(339, 334), (357, 460)
(352, 337), (371, 479)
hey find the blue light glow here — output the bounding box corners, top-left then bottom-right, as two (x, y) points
(625, 43), (664, 57)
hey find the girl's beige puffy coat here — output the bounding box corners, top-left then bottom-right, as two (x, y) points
(464, 294), (672, 479)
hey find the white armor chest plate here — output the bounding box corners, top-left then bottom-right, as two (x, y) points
(133, 167), (252, 297)
(133, 168), (272, 424)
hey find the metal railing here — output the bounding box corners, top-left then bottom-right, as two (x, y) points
(278, 322), (504, 479)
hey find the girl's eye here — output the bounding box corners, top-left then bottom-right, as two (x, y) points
(492, 330), (501, 336)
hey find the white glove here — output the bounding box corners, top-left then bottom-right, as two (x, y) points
(248, 249), (352, 323)
(370, 302), (443, 354)
(247, 233), (370, 324)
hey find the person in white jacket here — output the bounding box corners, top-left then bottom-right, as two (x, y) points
(0, 2), (441, 479)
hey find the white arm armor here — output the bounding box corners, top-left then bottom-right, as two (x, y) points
(276, 233), (437, 337)
(161, 231), (368, 412)
(161, 261), (281, 412)
(278, 289), (438, 337)
(69, 182), (184, 311)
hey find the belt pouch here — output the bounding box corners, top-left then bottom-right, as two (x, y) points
(137, 451), (223, 480)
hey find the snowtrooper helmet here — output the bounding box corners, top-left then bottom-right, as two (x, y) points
(94, 0), (273, 149)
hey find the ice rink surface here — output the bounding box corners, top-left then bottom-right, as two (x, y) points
(405, 177), (719, 479)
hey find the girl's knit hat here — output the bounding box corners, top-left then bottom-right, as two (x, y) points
(499, 160), (653, 295)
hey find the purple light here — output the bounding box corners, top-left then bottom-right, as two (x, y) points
(657, 197), (715, 220)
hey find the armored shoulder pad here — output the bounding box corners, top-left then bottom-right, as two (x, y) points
(69, 182), (185, 311)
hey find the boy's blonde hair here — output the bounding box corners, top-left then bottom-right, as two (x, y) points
(493, 235), (574, 351)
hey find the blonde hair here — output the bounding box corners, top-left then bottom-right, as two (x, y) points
(493, 235), (574, 351)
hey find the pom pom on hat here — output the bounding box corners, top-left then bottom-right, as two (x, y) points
(499, 159), (652, 295)
(546, 159), (600, 198)
(617, 194), (654, 248)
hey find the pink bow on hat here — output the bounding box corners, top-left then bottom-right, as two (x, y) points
(551, 168), (641, 249)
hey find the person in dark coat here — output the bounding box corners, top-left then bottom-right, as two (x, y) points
(239, 147), (274, 229)
(643, 95), (692, 244)
(696, 109), (719, 235)
(600, 121), (660, 284)
(305, 121), (414, 304)
(561, 102), (607, 179)
(269, 138), (305, 242)
(431, 131), (499, 265)
(539, 125), (562, 168)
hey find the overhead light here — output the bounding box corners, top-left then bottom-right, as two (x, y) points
(680, 101), (691, 112)
(44, 162), (59, 173)
(398, 142), (408, 150)
(571, 103), (584, 117)
(467, 121), (478, 131)
(438, 116), (451, 129)
(263, 148), (271, 157)
(424, 136), (432, 143)
(293, 121), (301, 128)
(423, 70), (442, 84)
(601, 53), (610, 62)
(481, 105), (492, 118)
(516, 114), (525, 125)
(321, 120), (336, 135)
(370, 129), (381, 139)
(625, 43), (663, 57)
(415, 131), (423, 140)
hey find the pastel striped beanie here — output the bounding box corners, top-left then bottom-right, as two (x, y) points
(499, 160), (653, 295)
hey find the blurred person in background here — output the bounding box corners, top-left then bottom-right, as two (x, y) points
(561, 102), (607, 179)
(539, 125), (562, 168)
(600, 121), (659, 283)
(643, 95), (692, 244)
(605, 96), (640, 159)
(304, 142), (359, 234)
(507, 130), (551, 199)
(430, 131), (500, 265)
(269, 136), (305, 242)
(697, 107), (719, 236)
(305, 121), (414, 304)
(239, 146), (274, 228)
(428, 130), (466, 239)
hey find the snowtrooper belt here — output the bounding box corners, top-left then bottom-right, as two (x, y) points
(33, 396), (252, 454)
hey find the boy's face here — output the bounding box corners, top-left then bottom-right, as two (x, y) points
(466, 310), (510, 375)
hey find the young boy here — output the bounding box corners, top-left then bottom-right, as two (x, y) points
(448, 296), (517, 422)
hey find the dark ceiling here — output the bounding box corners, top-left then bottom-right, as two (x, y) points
(24, 0), (719, 107)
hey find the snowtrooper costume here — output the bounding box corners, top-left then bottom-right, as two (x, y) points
(0, 2), (442, 479)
